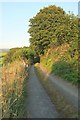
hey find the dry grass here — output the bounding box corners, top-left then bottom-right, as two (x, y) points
(43, 43), (70, 64)
(41, 43), (70, 71)
(35, 63), (78, 118)
(2, 60), (28, 118)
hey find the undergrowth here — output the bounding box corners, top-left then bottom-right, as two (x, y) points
(41, 43), (78, 84)
(52, 60), (78, 84)
(2, 60), (28, 118)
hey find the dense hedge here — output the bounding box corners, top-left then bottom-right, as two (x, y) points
(3, 47), (40, 65)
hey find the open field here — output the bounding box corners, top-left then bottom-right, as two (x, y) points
(0, 52), (7, 56)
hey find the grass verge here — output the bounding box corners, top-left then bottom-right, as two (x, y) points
(35, 63), (78, 118)
(17, 76), (28, 118)
(2, 60), (28, 118)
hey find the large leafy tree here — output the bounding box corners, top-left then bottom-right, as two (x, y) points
(28, 5), (78, 52)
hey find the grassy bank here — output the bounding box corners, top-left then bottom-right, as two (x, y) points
(40, 43), (78, 84)
(35, 63), (78, 118)
(2, 60), (28, 118)
(0, 52), (7, 66)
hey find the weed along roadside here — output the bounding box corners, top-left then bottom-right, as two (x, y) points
(34, 63), (78, 118)
(2, 60), (28, 118)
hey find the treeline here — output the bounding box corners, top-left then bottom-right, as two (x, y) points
(3, 47), (41, 66)
(28, 5), (78, 53)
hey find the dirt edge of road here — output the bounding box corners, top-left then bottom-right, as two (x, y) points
(35, 64), (78, 118)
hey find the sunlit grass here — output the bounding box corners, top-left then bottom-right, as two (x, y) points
(0, 52), (7, 56)
(2, 60), (28, 118)
(0, 52), (7, 68)
(41, 43), (78, 84)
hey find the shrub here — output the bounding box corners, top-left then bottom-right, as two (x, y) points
(52, 60), (78, 84)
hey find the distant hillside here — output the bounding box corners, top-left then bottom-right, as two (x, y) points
(0, 49), (9, 52)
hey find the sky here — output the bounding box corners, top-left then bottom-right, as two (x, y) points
(0, 1), (78, 49)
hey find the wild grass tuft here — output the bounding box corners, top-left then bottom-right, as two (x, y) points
(2, 60), (28, 118)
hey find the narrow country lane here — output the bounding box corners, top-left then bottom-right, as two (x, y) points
(27, 65), (60, 118)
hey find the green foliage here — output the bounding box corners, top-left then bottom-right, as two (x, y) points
(41, 41), (78, 84)
(28, 5), (78, 52)
(3, 48), (21, 64)
(52, 60), (78, 84)
(0, 52), (7, 67)
(3, 47), (40, 65)
(3, 47), (31, 65)
(12, 47), (31, 61)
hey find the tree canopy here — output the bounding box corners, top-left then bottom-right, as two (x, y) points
(28, 5), (78, 53)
